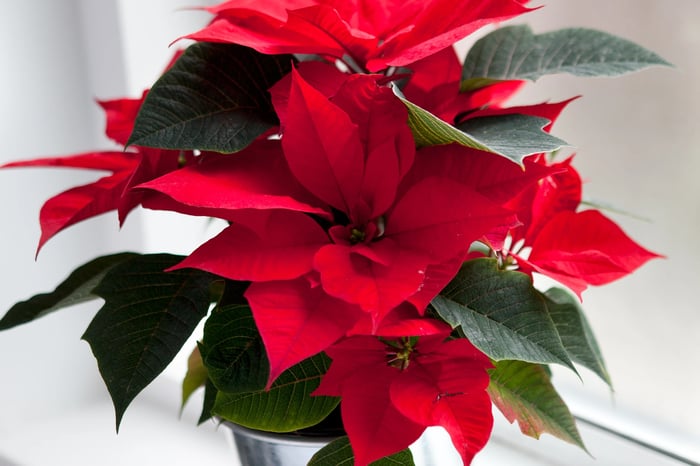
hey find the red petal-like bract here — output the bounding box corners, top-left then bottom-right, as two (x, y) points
(98, 94), (146, 146)
(269, 61), (349, 129)
(507, 156), (582, 244)
(404, 144), (560, 205)
(406, 254), (467, 312)
(486, 154), (663, 297)
(314, 336), (427, 465)
(313, 240), (427, 319)
(314, 330), (493, 465)
(348, 303), (450, 337)
(279, 67), (366, 215)
(187, 3), (364, 62)
(117, 148), (189, 224)
(390, 340), (494, 465)
(330, 74), (416, 221)
(189, 0), (532, 71)
(136, 140), (329, 220)
(273, 65), (416, 223)
(364, 0), (532, 71)
(245, 277), (363, 385)
(171, 210), (329, 282)
(518, 210), (662, 297)
(2, 152), (139, 254)
(387, 175), (511, 263)
(403, 46), (525, 124)
(1, 59), (194, 252)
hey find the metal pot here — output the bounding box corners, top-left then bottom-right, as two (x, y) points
(224, 422), (340, 466)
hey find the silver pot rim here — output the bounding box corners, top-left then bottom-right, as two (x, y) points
(222, 421), (342, 447)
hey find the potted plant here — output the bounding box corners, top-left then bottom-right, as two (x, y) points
(0, 1), (668, 464)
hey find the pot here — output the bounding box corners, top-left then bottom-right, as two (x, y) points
(224, 422), (341, 466)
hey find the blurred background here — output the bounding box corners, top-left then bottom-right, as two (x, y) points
(0, 0), (697, 464)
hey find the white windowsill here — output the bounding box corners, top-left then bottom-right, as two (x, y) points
(0, 376), (233, 466)
(0, 374), (697, 466)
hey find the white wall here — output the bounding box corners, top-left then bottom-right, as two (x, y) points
(0, 0), (133, 432)
(0, 0), (697, 457)
(509, 1), (700, 441)
(0, 0), (214, 436)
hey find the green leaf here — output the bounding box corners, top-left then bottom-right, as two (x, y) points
(399, 95), (565, 165)
(459, 77), (500, 93)
(0, 252), (138, 331)
(128, 43), (294, 153)
(199, 378), (219, 425)
(82, 254), (215, 430)
(309, 436), (415, 466)
(200, 303), (269, 393)
(456, 115), (568, 162)
(182, 345), (208, 410)
(180, 345), (219, 424)
(488, 360), (587, 450)
(461, 25), (670, 88)
(580, 198), (652, 223)
(543, 288), (612, 387)
(432, 258), (575, 371)
(400, 96), (492, 150)
(213, 353), (339, 433)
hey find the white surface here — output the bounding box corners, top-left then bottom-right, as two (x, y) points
(0, 0), (142, 432)
(0, 374), (696, 466)
(0, 377), (234, 466)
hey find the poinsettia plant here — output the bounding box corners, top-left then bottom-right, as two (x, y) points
(0, 1), (668, 464)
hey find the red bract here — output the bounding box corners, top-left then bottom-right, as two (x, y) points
(245, 276), (364, 386)
(403, 46), (525, 124)
(1, 93), (191, 253)
(1, 151), (138, 254)
(98, 92), (146, 146)
(508, 156), (583, 244)
(496, 156), (662, 297)
(98, 91), (195, 224)
(517, 209), (662, 297)
(314, 326), (493, 465)
(138, 140), (330, 222)
(274, 65), (415, 222)
(187, 0), (532, 71)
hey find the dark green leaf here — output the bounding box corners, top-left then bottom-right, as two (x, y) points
(400, 96), (493, 151)
(461, 25), (670, 88)
(82, 254), (215, 430)
(182, 345), (208, 410)
(199, 378), (219, 425)
(213, 353), (339, 433)
(488, 360), (587, 450)
(456, 114), (568, 162)
(128, 43), (294, 153)
(200, 303), (269, 393)
(544, 288), (611, 386)
(432, 258), (575, 371)
(309, 437), (415, 466)
(0, 252), (138, 331)
(398, 93), (565, 165)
